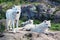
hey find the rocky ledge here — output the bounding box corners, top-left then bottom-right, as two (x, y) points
(0, 31), (60, 40)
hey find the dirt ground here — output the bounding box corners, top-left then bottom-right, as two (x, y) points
(0, 31), (60, 40)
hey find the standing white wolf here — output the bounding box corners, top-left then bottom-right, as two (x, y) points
(6, 5), (21, 32)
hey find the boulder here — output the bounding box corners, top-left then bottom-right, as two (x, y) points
(21, 4), (36, 19)
(36, 3), (48, 14)
(54, 11), (60, 23)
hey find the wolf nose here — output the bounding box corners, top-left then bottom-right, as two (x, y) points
(17, 11), (19, 14)
(48, 27), (50, 28)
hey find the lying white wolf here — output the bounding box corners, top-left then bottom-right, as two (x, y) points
(22, 20), (51, 33)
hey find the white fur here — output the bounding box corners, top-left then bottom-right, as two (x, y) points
(31, 20), (51, 33)
(22, 19), (34, 30)
(22, 19), (33, 26)
(6, 5), (21, 32)
(23, 20), (51, 33)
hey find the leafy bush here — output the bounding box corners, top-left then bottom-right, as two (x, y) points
(33, 19), (41, 24)
(0, 2), (13, 19)
(50, 23), (60, 31)
(0, 24), (5, 32)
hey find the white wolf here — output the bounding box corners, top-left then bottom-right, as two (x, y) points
(6, 5), (21, 32)
(22, 20), (51, 33)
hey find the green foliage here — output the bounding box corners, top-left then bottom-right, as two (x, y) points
(0, 0), (15, 3)
(0, 9), (5, 19)
(33, 19), (41, 24)
(0, 2), (13, 19)
(20, 0), (25, 4)
(50, 14), (55, 20)
(50, 23), (60, 31)
(0, 24), (5, 32)
(19, 19), (25, 27)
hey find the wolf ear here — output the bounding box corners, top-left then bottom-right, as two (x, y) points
(44, 20), (47, 23)
(12, 5), (15, 9)
(49, 20), (51, 22)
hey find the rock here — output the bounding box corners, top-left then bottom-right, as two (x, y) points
(24, 33), (32, 37)
(0, 31), (60, 40)
(36, 3), (48, 14)
(47, 8), (56, 14)
(26, 29), (31, 31)
(21, 4), (36, 19)
(54, 11), (60, 23)
(27, 0), (42, 2)
(0, 34), (4, 37)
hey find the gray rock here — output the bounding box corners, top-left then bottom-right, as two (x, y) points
(21, 4), (36, 19)
(0, 31), (60, 40)
(54, 11), (60, 23)
(36, 3), (48, 14)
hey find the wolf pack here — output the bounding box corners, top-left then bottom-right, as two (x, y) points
(6, 5), (51, 33)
